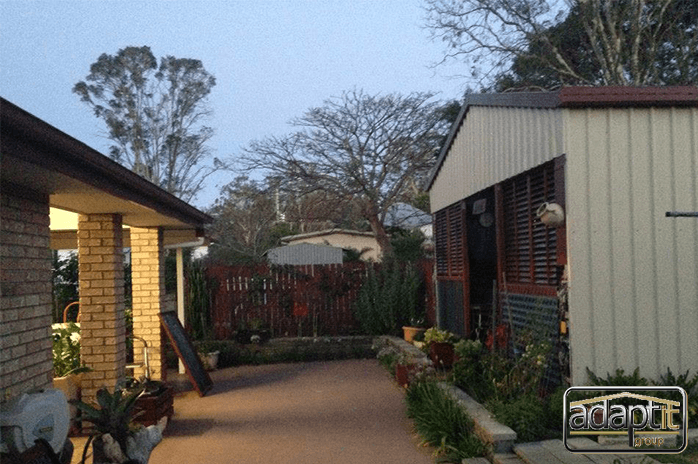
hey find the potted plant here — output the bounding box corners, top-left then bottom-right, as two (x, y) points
(196, 340), (221, 371)
(393, 351), (412, 387)
(52, 322), (91, 434)
(73, 384), (167, 464)
(423, 327), (458, 369)
(124, 377), (175, 428)
(234, 318), (271, 345)
(402, 317), (427, 344)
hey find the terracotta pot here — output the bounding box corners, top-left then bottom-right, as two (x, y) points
(429, 342), (455, 368)
(395, 364), (411, 388)
(402, 326), (426, 343)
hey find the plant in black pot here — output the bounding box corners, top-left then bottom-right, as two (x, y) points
(72, 384), (167, 464)
(235, 318), (271, 344)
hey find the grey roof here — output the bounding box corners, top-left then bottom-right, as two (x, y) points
(384, 203), (431, 228)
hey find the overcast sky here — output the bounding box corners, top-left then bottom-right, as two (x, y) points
(1, 0), (469, 208)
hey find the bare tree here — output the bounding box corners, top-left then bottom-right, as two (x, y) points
(74, 46), (218, 201)
(240, 90), (449, 257)
(207, 176), (290, 264)
(424, 0), (697, 88)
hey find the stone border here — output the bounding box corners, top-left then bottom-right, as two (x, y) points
(438, 383), (517, 453)
(374, 336), (517, 454)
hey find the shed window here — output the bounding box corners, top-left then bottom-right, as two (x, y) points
(502, 161), (558, 286)
(434, 201), (465, 278)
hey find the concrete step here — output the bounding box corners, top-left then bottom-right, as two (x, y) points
(492, 452), (527, 463)
(462, 458), (491, 464)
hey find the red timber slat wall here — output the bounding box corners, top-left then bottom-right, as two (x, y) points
(434, 201), (469, 335)
(434, 155), (566, 336)
(206, 260), (436, 339)
(499, 156), (566, 296)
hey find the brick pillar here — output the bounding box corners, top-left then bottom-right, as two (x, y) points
(0, 187), (53, 398)
(130, 227), (165, 381)
(77, 214), (125, 403)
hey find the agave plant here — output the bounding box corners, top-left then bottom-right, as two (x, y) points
(72, 385), (144, 454)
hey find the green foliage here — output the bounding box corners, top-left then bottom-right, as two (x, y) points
(656, 368), (698, 427)
(454, 333), (551, 404)
(423, 327), (458, 345)
(342, 247), (370, 263)
(353, 262), (421, 336)
(586, 367), (650, 387)
(390, 228), (427, 263)
(406, 380), (485, 461)
(487, 394), (551, 443)
(52, 251), (79, 323)
(72, 385), (144, 453)
(186, 260), (215, 340)
(586, 366), (698, 428)
(190, 338), (375, 368)
(52, 322), (90, 377)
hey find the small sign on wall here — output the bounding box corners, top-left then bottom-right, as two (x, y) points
(472, 199), (487, 215)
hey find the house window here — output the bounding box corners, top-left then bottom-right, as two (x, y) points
(434, 201), (465, 278)
(502, 161), (558, 286)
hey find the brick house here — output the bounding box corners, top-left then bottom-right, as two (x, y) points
(0, 98), (211, 405)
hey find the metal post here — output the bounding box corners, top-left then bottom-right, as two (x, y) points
(176, 247), (185, 374)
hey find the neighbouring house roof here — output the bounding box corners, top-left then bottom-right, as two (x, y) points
(267, 243), (344, 265)
(426, 86), (698, 191)
(1, 98), (212, 242)
(281, 228), (376, 244)
(384, 202), (431, 229)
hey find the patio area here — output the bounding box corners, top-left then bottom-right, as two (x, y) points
(70, 359), (434, 464)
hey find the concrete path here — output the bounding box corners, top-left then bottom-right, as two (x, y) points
(72, 359), (434, 463)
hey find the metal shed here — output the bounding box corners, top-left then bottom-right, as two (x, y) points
(427, 86), (698, 385)
(267, 243), (343, 265)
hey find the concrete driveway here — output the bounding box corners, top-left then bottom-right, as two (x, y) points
(72, 359), (434, 463)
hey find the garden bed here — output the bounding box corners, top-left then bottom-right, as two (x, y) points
(173, 336), (376, 369)
(375, 336), (517, 454)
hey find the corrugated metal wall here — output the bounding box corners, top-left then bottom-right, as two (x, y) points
(564, 107), (698, 384)
(430, 106), (563, 212)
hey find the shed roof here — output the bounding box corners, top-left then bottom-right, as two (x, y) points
(281, 228), (376, 243)
(267, 243), (343, 265)
(1, 98), (212, 235)
(426, 86), (698, 191)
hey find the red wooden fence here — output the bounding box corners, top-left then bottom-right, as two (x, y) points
(206, 260), (435, 340)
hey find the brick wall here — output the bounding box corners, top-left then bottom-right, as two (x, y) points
(130, 227), (165, 381)
(0, 187), (53, 400)
(77, 214), (126, 403)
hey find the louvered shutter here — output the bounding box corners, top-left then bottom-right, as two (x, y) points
(434, 201), (465, 278)
(435, 209), (449, 276)
(502, 161), (558, 286)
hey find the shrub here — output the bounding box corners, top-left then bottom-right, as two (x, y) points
(487, 394), (554, 443)
(52, 322), (90, 377)
(406, 381), (485, 461)
(353, 261), (420, 336)
(586, 366), (698, 429)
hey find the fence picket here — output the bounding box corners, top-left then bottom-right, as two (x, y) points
(205, 260), (435, 340)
